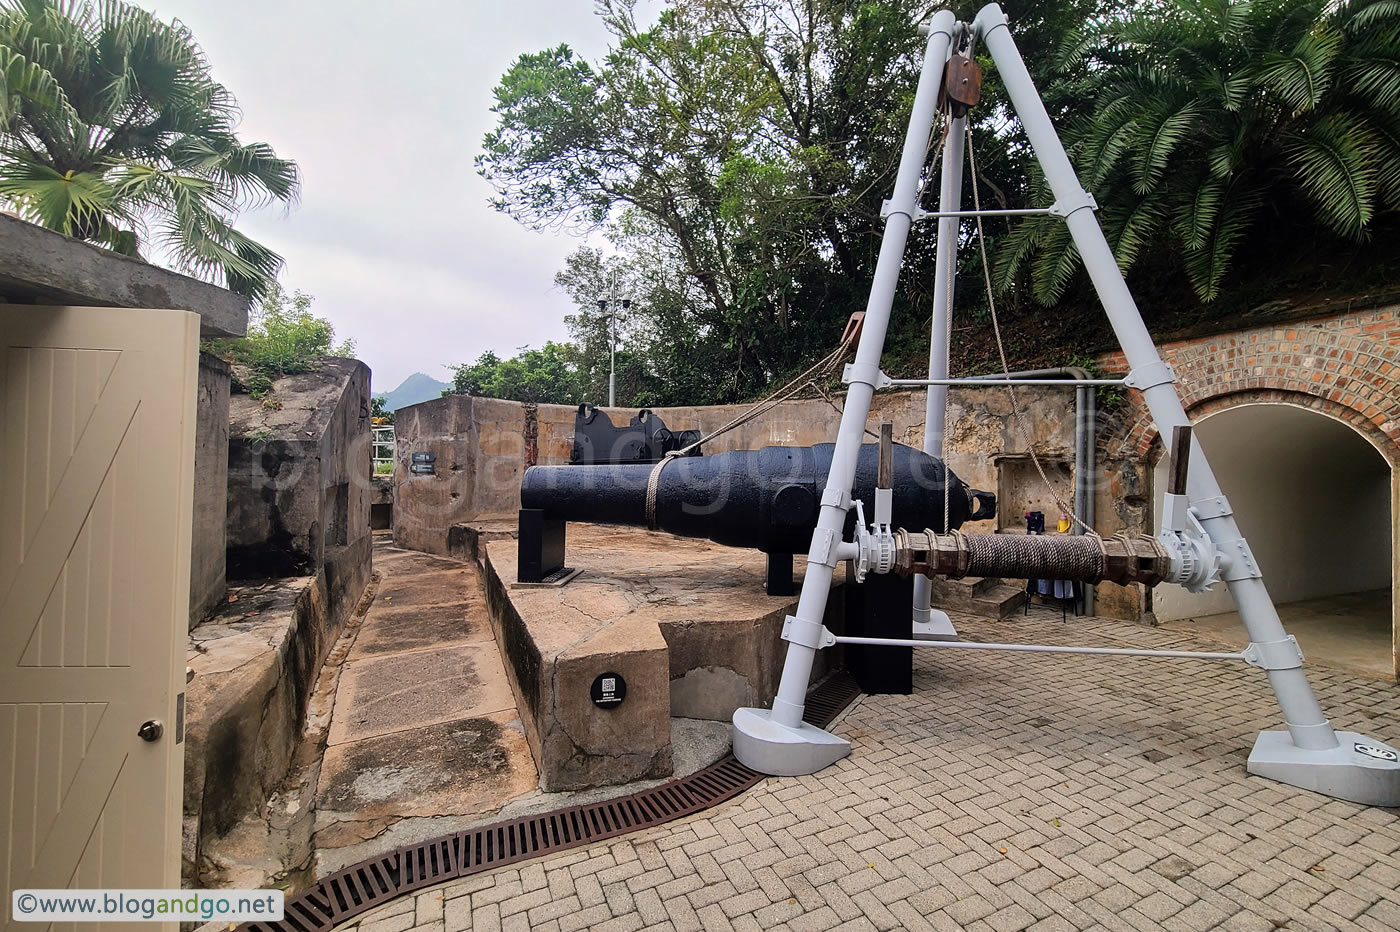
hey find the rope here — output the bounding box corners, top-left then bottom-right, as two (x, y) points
(965, 124), (1099, 538)
(645, 451), (676, 531)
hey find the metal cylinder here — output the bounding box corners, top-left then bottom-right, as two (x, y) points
(895, 529), (1171, 587)
(521, 442), (994, 554)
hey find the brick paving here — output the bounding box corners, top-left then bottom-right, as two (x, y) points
(334, 612), (1400, 932)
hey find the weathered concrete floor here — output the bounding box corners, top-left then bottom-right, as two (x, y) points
(336, 610), (1400, 932)
(1161, 588), (1393, 681)
(314, 539), (538, 874)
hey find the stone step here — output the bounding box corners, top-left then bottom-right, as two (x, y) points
(930, 576), (1027, 620)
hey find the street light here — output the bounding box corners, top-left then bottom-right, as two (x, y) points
(596, 271), (631, 408)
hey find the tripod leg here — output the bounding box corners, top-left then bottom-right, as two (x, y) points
(975, 1), (1399, 805)
(732, 9), (960, 776)
(914, 113), (967, 643)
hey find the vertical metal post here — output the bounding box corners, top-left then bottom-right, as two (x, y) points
(733, 11), (959, 772)
(974, 3), (1336, 751)
(913, 113), (967, 638)
(608, 270), (617, 408)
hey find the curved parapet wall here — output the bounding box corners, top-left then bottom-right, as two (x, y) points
(391, 389), (1076, 556)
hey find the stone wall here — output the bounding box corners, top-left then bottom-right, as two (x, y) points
(191, 352), (232, 627)
(392, 388), (1084, 554)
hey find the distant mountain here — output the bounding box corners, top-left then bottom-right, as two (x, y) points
(380, 372), (451, 411)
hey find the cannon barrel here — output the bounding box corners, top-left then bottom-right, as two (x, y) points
(520, 442), (994, 554)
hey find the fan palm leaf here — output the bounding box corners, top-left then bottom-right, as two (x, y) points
(0, 0), (298, 297)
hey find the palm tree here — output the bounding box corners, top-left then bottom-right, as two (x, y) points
(998, 0), (1400, 304)
(0, 0), (299, 298)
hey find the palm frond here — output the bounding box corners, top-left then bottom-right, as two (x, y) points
(1173, 176), (1225, 250)
(1283, 111), (1378, 238)
(1131, 100), (1202, 195)
(1181, 180), (1262, 300)
(0, 155), (113, 232)
(1345, 0), (1400, 30)
(1252, 24), (1344, 112)
(1106, 189), (1168, 269)
(1029, 221), (1082, 306)
(994, 211), (1056, 293)
(0, 42), (71, 128)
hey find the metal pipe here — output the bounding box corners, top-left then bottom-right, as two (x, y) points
(916, 207), (1051, 218)
(975, 2), (1335, 750)
(914, 112), (966, 630)
(608, 270), (617, 408)
(892, 377), (1124, 386)
(833, 636), (1248, 662)
(766, 11), (958, 731)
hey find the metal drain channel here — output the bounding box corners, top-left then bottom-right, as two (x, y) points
(242, 673), (861, 932)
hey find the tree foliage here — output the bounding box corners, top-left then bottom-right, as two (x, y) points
(448, 342), (588, 405)
(0, 0), (299, 298)
(206, 286), (353, 397)
(479, 0), (1116, 404)
(1000, 0), (1400, 304)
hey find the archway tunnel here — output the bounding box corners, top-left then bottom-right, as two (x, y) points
(1153, 403), (1396, 680)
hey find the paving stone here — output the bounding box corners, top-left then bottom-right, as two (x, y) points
(325, 613), (1400, 932)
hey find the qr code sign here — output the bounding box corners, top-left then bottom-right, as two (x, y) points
(602, 677), (616, 693)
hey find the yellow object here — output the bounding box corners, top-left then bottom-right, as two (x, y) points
(1057, 513), (1071, 533)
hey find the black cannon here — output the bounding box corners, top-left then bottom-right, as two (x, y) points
(517, 442), (995, 592)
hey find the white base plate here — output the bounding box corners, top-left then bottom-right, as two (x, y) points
(732, 707), (852, 776)
(913, 609), (959, 641)
(1248, 730), (1400, 806)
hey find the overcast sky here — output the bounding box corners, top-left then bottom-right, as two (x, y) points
(153, 1), (653, 393)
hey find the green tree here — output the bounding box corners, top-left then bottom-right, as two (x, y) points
(205, 285), (353, 397)
(480, 0), (944, 402)
(999, 0), (1400, 304)
(0, 0), (299, 297)
(481, 0), (1118, 403)
(448, 342), (587, 405)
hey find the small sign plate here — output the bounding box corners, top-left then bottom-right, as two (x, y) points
(1354, 741), (1399, 763)
(591, 672), (627, 709)
(411, 451), (436, 475)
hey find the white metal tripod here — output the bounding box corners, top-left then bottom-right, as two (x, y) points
(731, 3), (1400, 806)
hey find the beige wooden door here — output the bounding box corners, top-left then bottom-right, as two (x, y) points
(1, 306), (198, 931)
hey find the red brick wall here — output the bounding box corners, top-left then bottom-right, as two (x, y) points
(1096, 305), (1400, 465)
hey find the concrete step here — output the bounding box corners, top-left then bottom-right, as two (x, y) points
(931, 576), (1027, 620)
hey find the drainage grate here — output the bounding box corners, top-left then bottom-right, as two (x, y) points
(240, 673), (858, 932)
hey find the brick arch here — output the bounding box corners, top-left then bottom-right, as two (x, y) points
(1139, 389), (1400, 470)
(1101, 323), (1400, 464)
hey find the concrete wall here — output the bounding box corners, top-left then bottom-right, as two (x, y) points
(186, 358), (373, 883)
(1154, 403), (1392, 620)
(190, 352), (231, 627)
(224, 358), (373, 636)
(226, 359), (371, 577)
(369, 475), (393, 529)
(393, 388), (1081, 554)
(0, 213), (251, 338)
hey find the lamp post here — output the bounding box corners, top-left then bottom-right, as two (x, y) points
(596, 270), (630, 408)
